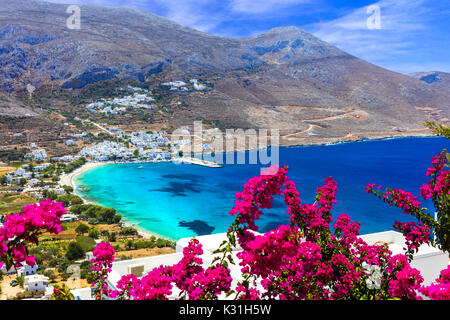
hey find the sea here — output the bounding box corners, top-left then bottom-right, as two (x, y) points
(74, 137), (448, 240)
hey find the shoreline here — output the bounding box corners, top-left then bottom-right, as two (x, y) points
(280, 133), (438, 149)
(184, 132), (436, 155)
(64, 161), (175, 241)
(59, 161), (111, 189)
(67, 135), (442, 241)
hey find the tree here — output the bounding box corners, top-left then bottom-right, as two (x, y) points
(43, 269), (57, 282)
(62, 185), (74, 195)
(19, 178), (27, 187)
(99, 207), (117, 224)
(70, 195), (83, 205)
(16, 275), (24, 288)
(89, 228), (99, 239)
(119, 226), (138, 236)
(75, 223), (90, 236)
(42, 190), (58, 201)
(65, 242), (85, 261)
(0, 175), (7, 186)
(57, 195), (71, 207)
(57, 194), (83, 207)
(113, 214), (122, 224)
(425, 121), (450, 139)
(125, 240), (134, 250)
(107, 232), (117, 243)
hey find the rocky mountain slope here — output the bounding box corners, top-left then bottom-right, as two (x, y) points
(408, 71), (450, 91)
(0, 0), (449, 145)
(0, 91), (38, 117)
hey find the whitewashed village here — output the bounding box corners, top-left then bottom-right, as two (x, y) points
(0, 80), (218, 197)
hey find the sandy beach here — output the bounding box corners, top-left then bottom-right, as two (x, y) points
(59, 161), (109, 189)
(61, 161), (173, 241)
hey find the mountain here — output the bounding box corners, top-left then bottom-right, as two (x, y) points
(0, 0), (449, 145)
(0, 91), (38, 117)
(408, 71), (450, 90)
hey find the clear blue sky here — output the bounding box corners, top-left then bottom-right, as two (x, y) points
(46, 0), (450, 74)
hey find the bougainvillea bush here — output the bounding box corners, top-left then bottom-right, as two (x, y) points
(366, 149), (449, 255)
(0, 151), (448, 300)
(0, 199), (66, 271)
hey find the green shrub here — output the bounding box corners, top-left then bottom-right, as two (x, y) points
(76, 236), (96, 252)
(65, 242), (85, 261)
(75, 223), (89, 235)
(119, 226), (138, 236)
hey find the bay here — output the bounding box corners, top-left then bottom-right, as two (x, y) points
(74, 137), (448, 240)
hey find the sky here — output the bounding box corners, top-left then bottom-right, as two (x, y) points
(45, 0), (450, 74)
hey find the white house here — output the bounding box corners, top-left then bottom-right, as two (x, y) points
(28, 179), (40, 187)
(1, 262), (38, 276)
(23, 172), (33, 179)
(107, 252), (186, 299)
(65, 140), (76, 146)
(34, 163), (51, 172)
(53, 188), (65, 195)
(193, 82), (207, 91)
(24, 274), (51, 293)
(12, 168), (26, 176)
(26, 150), (48, 161)
(60, 214), (79, 223)
(17, 263), (39, 276)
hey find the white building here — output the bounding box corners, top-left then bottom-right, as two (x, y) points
(80, 141), (133, 161)
(34, 163), (51, 172)
(23, 172), (33, 179)
(28, 179), (40, 187)
(24, 274), (51, 293)
(25, 149), (47, 161)
(12, 168), (26, 176)
(51, 155), (80, 163)
(193, 82), (207, 91)
(1, 262), (38, 276)
(162, 81), (186, 88)
(61, 214), (79, 223)
(66, 140), (76, 146)
(53, 188), (65, 195)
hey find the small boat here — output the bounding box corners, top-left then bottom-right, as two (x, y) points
(138, 166), (143, 169)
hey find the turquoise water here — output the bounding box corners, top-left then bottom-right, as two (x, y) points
(74, 137), (448, 240)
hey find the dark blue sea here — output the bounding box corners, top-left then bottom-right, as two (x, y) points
(75, 137), (448, 240)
